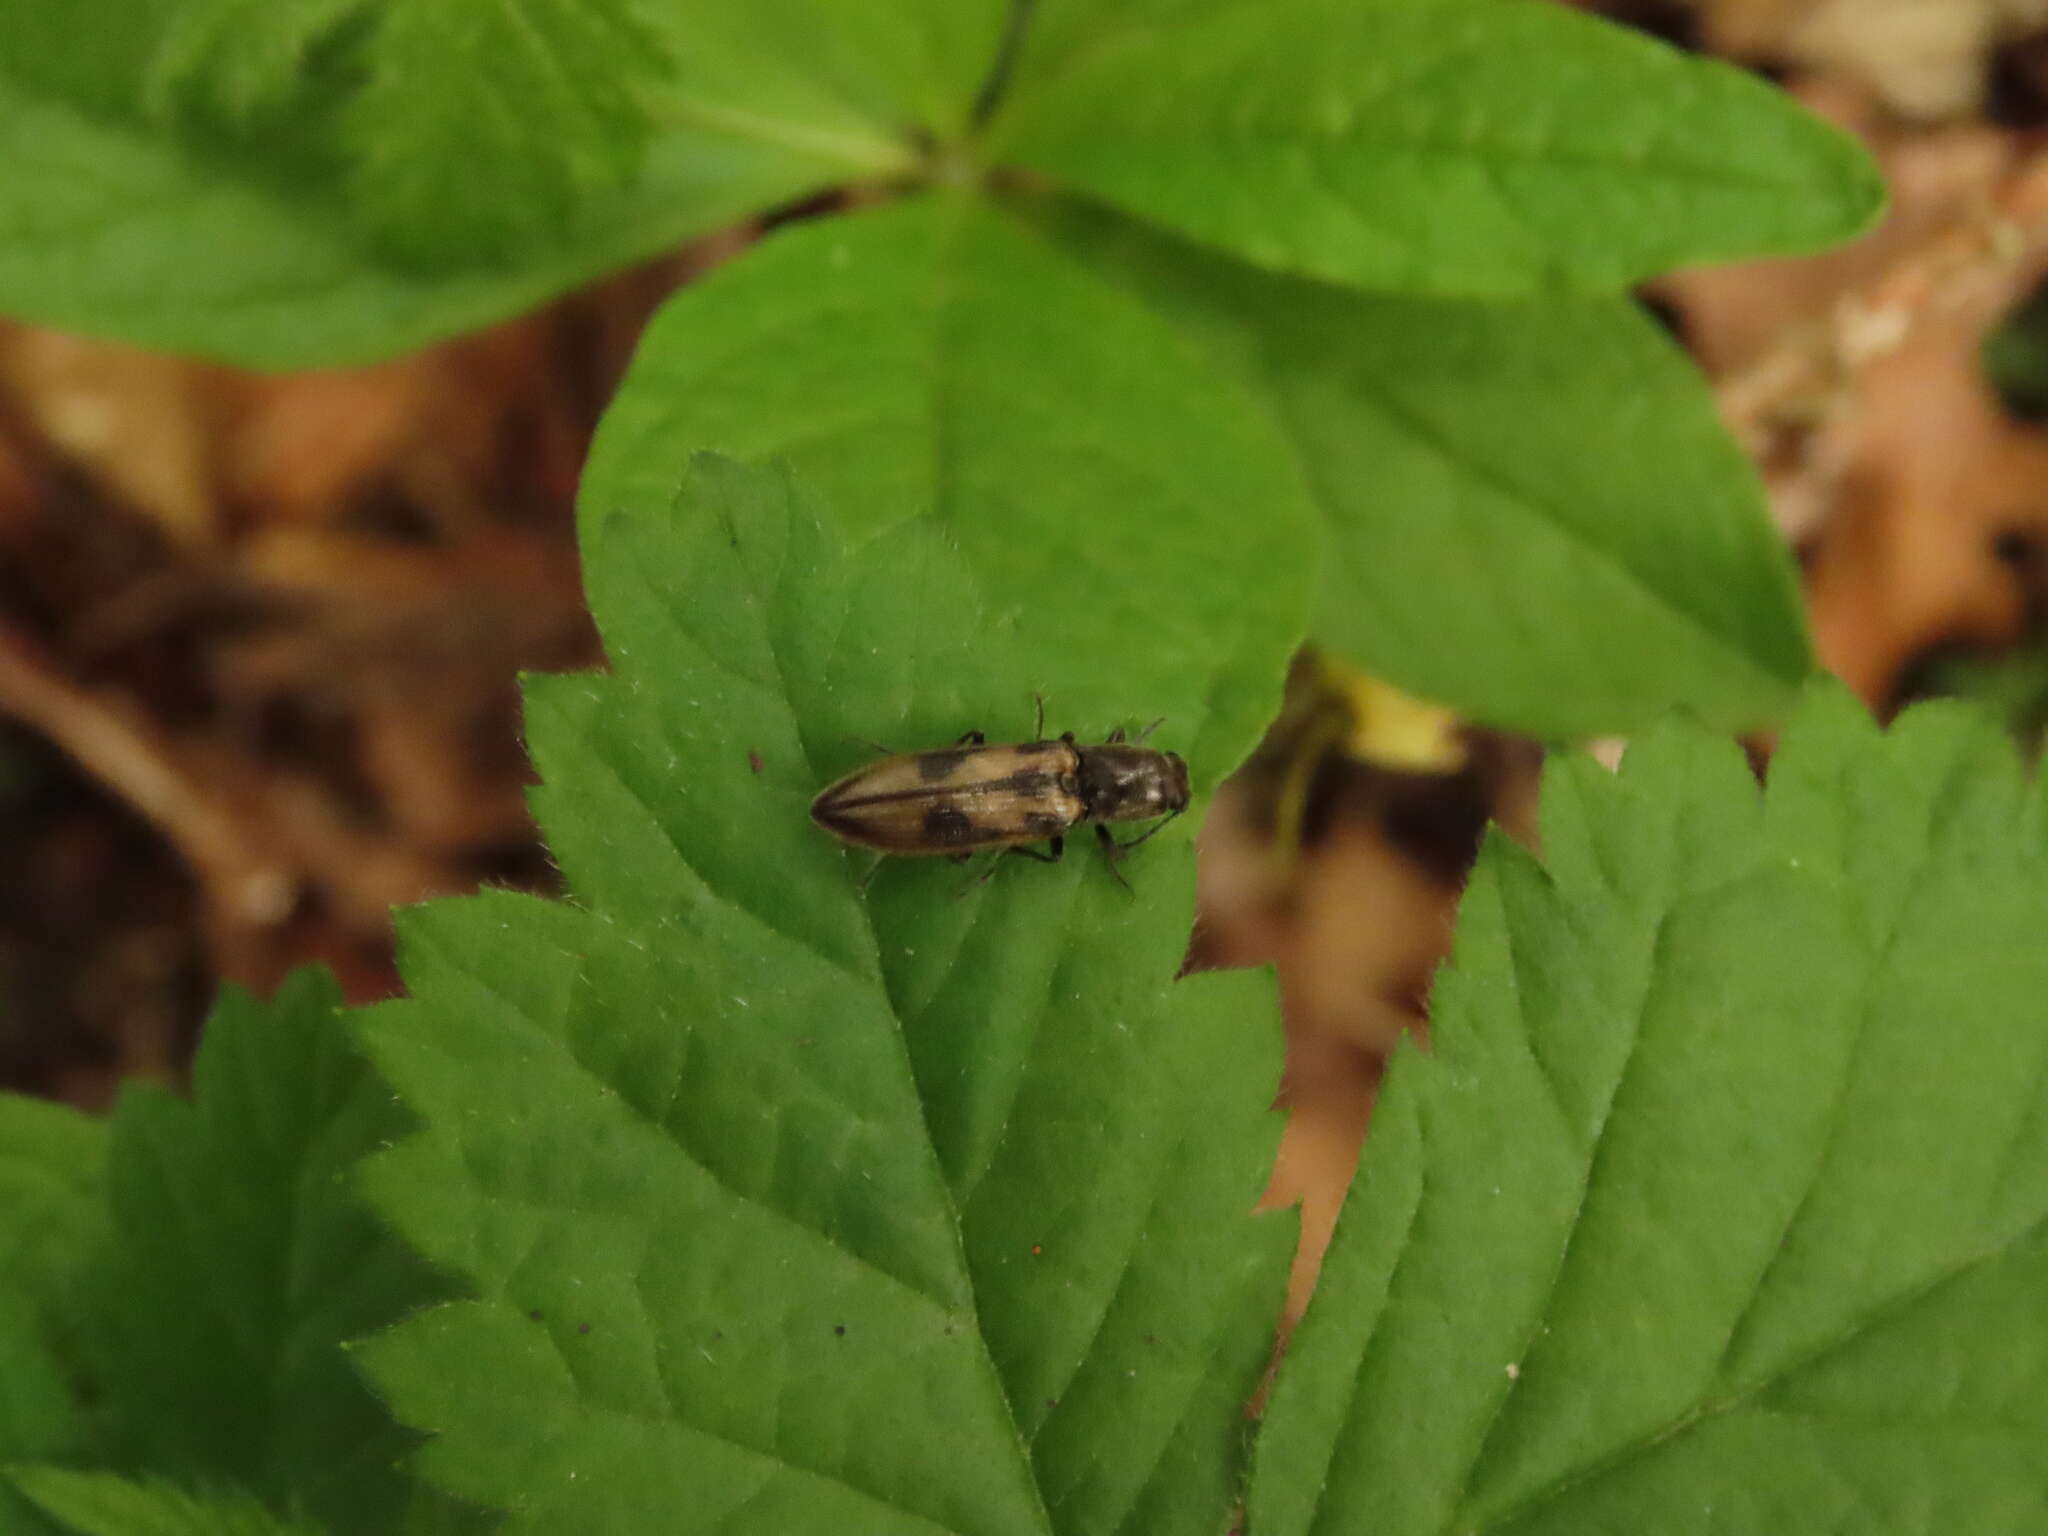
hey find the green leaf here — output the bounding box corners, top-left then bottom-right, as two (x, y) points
(0, 1300), (80, 1473)
(1914, 640), (2048, 759)
(0, 0), (174, 118)
(352, 455), (1296, 1531)
(636, 0), (1008, 144)
(344, 0), (670, 266)
(0, 1096), (108, 1464)
(580, 193), (1319, 767)
(1983, 278), (2048, 423)
(6, 1468), (321, 1536)
(996, 0), (1883, 296)
(0, 0), (993, 366)
(1033, 198), (1810, 737)
(0, 1097), (106, 1530)
(0, 1095), (107, 1325)
(994, 0), (1236, 97)
(1253, 681), (2048, 1534)
(75, 969), (455, 1534)
(143, 0), (365, 127)
(0, 74), (828, 368)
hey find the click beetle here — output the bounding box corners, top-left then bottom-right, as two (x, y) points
(810, 707), (1190, 881)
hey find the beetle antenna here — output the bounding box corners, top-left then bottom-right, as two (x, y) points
(1111, 803), (1185, 852)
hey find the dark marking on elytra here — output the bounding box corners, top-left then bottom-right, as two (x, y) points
(916, 747), (974, 781)
(922, 804), (977, 845)
(1024, 810), (1066, 838)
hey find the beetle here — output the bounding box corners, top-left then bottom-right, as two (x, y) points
(810, 707), (1191, 882)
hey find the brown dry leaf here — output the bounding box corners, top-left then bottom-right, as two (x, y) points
(1700, 0), (2048, 117)
(1261, 1030), (1384, 1332)
(1198, 725), (1541, 1322)
(0, 242), (736, 1099)
(0, 326), (226, 545)
(1670, 85), (2048, 708)
(1805, 295), (2048, 701)
(1669, 99), (2014, 379)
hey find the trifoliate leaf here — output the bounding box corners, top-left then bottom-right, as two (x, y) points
(351, 455), (1297, 1532)
(1253, 682), (2048, 1534)
(997, 0), (1883, 297)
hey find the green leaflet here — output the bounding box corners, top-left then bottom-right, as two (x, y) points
(0, 0), (994, 364)
(0, 971), (458, 1536)
(353, 457), (1297, 1532)
(578, 194), (1319, 772)
(0, 1096), (106, 1474)
(997, 0), (1882, 297)
(0, 69), (835, 368)
(341, 0), (675, 265)
(1254, 683), (2048, 1535)
(142, 0), (365, 127)
(1036, 197), (1811, 737)
(5, 1469), (322, 1536)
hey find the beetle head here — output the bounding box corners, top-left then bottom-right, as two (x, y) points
(1162, 751), (1191, 811)
(1078, 744), (1192, 822)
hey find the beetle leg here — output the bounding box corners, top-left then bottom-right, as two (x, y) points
(949, 856), (998, 900)
(949, 835), (1066, 900)
(954, 729), (987, 746)
(1132, 716), (1166, 744)
(1093, 824), (1135, 893)
(1006, 834), (1064, 864)
(1032, 692), (1047, 739)
(1106, 724), (1127, 744)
